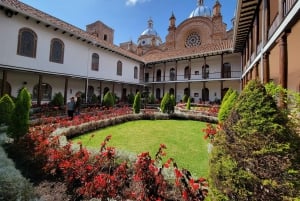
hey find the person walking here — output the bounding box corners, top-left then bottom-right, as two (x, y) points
(66, 97), (75, 120)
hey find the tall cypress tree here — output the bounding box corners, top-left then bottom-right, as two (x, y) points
(7, 88), (31, 141)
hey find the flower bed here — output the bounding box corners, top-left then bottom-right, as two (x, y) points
(11, 107), (216, 200)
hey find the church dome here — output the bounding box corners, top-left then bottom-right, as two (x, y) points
(140, 18), (159, 36)
(138, 18), (162, 47)
(189, 0), (211, 18)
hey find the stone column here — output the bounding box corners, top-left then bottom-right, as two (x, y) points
(37, 74), (43, 106)
(263, 52), (270, 83)
(64, 77), (68, 105)
(1, 70), (7, 97)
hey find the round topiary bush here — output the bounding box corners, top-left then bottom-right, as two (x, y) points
(102, 91), (114, 108)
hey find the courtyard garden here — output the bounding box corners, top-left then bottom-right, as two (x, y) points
(0, 80), (300, 201)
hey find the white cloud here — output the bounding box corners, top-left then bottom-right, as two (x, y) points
(126, 0), (150, 6)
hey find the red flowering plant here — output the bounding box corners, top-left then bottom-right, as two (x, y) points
(202, 123), (219, 143)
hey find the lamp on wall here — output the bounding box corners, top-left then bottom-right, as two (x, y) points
(23, 81), (27, 85)
(5, 9), (13, 18)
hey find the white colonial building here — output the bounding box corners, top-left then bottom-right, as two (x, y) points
(0, 0), (242, 105)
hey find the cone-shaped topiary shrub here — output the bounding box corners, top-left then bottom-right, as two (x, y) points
(7, 88), (31, 141)
(160, 93), (170, 113)
(0, 94), (15, 125)
(186, 97), (191, 110)
(182, 94), (189, 103)
(133, 92), (141, 113)
(217, 90), (238, 123)
(103, 91), (114, 108)
(209, 80), (300, 201)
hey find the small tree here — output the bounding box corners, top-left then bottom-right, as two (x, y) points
(102, 92), (114, 108)
(0, 94), (15, 125)
(160, 93), (170, 113)
(7, 88), (31, 141)
(133, 92), (141, 113)
(170, 94), (176, 113)
(186, 97), (191, 110)
(218, 90), (238, 123)
(50, 92), (64, 107)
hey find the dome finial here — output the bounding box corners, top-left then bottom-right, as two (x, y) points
(148, 17), (153, 29)
(198, 0), (204, 6)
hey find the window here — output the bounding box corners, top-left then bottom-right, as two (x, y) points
(202, 64), (209, 79)
(156, 69), (161, 81)
(117, 61), (122, 76)
(156, 88), (161, 99)
(32, 83), (52, 101)
(222, 63), (231, 78)
(202, 88), (209, 101)
(134, 66), (138, 79)
(50, 38), (64, 63)
(184, 66), (190, 79)
(17, 28), (37, 58)
(104, 34), (107, 41)
(170, 68), (176, 81)
(169, 88), (175, 95)
(91, 53), (99, 71)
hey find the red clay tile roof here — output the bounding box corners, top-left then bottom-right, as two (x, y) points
(1, 0), (234, 64)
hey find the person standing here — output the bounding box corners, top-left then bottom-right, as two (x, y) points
(66, 97), (75, 119)
(75, 95), (81, 115)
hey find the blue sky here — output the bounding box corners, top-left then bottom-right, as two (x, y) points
(19, 0), (237, 45)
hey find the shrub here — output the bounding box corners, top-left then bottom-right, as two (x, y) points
(186, 97), (191, 110)
(133, 92), (141, 113)
(0, 146), (35, 200)
(0, 94), (15, 125)
(160, 93), (170, 113)
(102, 92), (114, 108)
(50, 92), (64, 107)
(127, 93), (135, 104)
(209, 80), (300, 200)
(182, 94), (189, 103)
(217, 90), (238, 123)
(90, 94), (98, 104)
(7, 88), (31, 141)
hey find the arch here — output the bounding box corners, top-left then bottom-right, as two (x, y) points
(184, 66), (190, 79)
(169, 88), (175, 95)
(184, 88), (190, 96)
(202, 64), (209, 79)
(50, 38), (64, 63)
(92, 53), (99, 71)
(156, 69), (161, 81)
(103, 87), (109, 96)
(0, 80), (12, 96)
(155, 88), (161, 99)
(134, 66), (138, 79)
(222, 62), (231, 78)
(170, 68), (176, 81)
(32, 83), (52, 101)
(117, 60), (122, 75)
(17, 28), (37, 58)
(202, 88), (209, 101)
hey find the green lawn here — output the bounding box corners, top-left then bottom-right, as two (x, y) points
(72, 120), (209, 177)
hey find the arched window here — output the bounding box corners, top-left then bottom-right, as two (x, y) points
(91, 53), (99, 71)
(222, 63), (231, 78)
(156, 69), (161, 81)
(184, 88), (190, 96)
(17, 28), (37, 58)
(0, 80), (12, 96)
(170, 68), (176, 81)
(117, 61), (122, 76)
(202, 88), (209, 101)
(103, 87), (109, 96)
(202, 64), (209, 79)
(184, 66), (190, 79)
(32, 83), (52, 101)
(221, 88), (229, 100)
(156, 88), (161, 100)
(134, 66), (138, 79)
(169, 88), (175, 95)
(50, 38), (64, 63)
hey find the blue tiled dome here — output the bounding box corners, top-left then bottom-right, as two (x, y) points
(189, 0), (211, 18)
